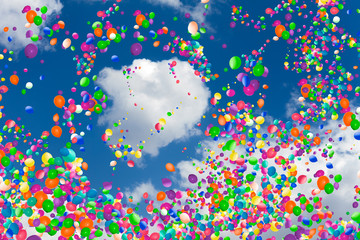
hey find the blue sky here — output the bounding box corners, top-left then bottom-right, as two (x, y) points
(2, 0), (360, 239)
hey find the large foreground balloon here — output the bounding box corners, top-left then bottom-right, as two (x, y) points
(24, 44), (38, 58)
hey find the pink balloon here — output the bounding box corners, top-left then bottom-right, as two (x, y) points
(243, 85), (255, 96)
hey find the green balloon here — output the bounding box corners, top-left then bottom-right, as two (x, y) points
(149, 12), (155, 19)
(48, 169), (58, 179)
(253, 64), (265, 77)
(334, 174), (342, 183)
(351, 119), (360, 130)
(324, 183), (334, 194)
(142, 20), (150, 29)
(97, 41), (107, 49)
(10, 147), (17, 155)
(289, 22), (296, 30)
(282, 30), (290, 40)
(41, 6), (48, 14)
(229, 56), (242, 70)
(92, 21), (103, 30)
(219, 200), (229, 211)
(80, 77), (90, 87)
(1, 156), (10, 167)
(248, 157), (258, 165)
(43, 199), (54, 213)
(94, 90), (104, 100)
(129, 213), (140, 225)
(109, 222), (119, 234)
(94, 104), (103, 114)
(209, 127), (220, 137)
(63, 218), (74, 228)
(351, 212), (360, 223)
(246, 174), (255, 182)
(114, 34), (122, 43)
(34, 16), (43, 26)
(81, 227), (91, 237)
(191, 32), (201, 40)
(292, 206), (302, 216)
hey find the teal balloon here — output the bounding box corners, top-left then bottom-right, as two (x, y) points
(229, 56), (241, 70)
(109, 222), (119, 234)
(42, 199), (54, 213)
(27, 197), (37, 207)
(324, 183), (334, 194)
(282, 30), (290, 40)
(253, 64), (265, 77)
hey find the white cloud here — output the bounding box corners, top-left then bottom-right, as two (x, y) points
(125, 181), (158, 203)
(0, 0), (63, 49)
(97, 58), (210, 157)
(143, 0), (207, 25)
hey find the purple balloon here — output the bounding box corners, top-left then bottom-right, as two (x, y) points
(130, 43), (142, 56)
(24, 44), (38, 58)
(27, 235), (42, 240)
(284, 234), (297, 240)
(250, 79), (260, 91)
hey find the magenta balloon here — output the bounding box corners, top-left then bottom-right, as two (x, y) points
(250, 80), (260, 91)
(130, 43), (142, 56)
(243, 85), (255, 96)
(24, 44), (38, 58)
(262, 67), (269, 77)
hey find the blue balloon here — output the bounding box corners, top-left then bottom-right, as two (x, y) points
(111, 55), (119, 62)
(309, 155), (317, 163)
(354, 132), (360, 140)
(242, 75), (250, 87)
(25, 106), (34, 114)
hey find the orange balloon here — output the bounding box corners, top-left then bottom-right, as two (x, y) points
(34, 191), (48, 208)
(257, 99), (264, 109)
(153, 41), (160, 47)
(317, 176), (329, 190)
(136, 14), (146, 26)
(285, 200), (296, 214)
(53, 113), (59, 122)
(23, 190), (32, 200)
(61, 227), (75, 238)
(156, 191), (166, 201)
(218, 115), (226, 126)
(82, 162), (88, 171)
(94, 28), (103, 37)
(54, 95), (65, 108)
(275, 25), (285, 37)
(165, 163), (175, 172)
(340, 98), (349, 109)
(343, 112), (354, 126)
(58, 21), (65, 29)
(80, 218), (94, 229)
(313, 136), (321, 145)
(50, 38), (57, 46)
(106, 28), (117, 39)
(45, 177), (59, 189)
(39, 216), (51, 225)
(51, 126), (62, 138)
(10, 75), (19, 85)
(26, 10), (37, 23)
(301, 84), (311, 98)
(290, 128), (299, 137)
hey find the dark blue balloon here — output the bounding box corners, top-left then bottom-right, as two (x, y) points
(354, 132), (360, 140)
(309, 155), (317, 163)
(25, 106), (34, 114)
(242, 75), (250, 87)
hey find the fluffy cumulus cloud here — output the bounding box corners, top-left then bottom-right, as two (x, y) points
(0, 0), (63, 49)
(125, 181), (158, 203)
(97, 58), (210, 157)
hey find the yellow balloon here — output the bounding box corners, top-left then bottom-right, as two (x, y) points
(115, 150), (122, 158)
(159, 118), (166, 125)
(214, 93), (221, 100)
(255, 140), (265, 149)
(255, 116), (265, 125)
(105, 129), (113, 136)
(230, 151), (238, 161)
(25, 158), (35, 167)
(135, 150), (142, 158)
(42, 152), (52, 164)
(251, 196), (261, 205)
(282, 188), (291, 197)
(20, 183), (29, 193)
